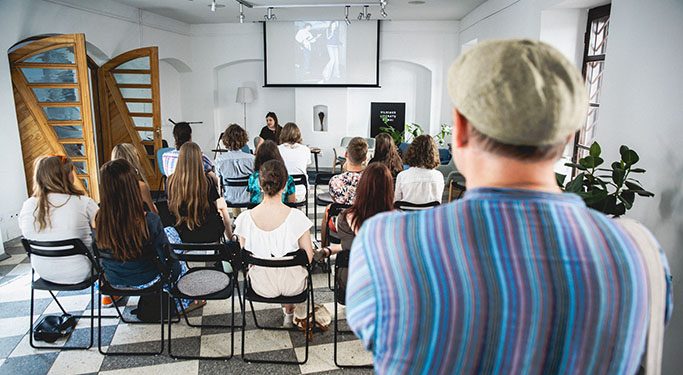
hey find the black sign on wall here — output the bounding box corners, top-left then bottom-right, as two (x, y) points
(370, 102), (406, 138)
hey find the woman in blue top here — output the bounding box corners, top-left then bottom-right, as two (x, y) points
(95, 159), (194, 312)
(248, 140), (296, 205)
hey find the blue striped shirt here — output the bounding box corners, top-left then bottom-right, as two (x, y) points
(346, 187), (672, 374)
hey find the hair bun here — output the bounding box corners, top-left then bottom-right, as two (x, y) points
(259, 160), (288, 196)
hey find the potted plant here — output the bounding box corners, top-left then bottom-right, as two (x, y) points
(557, 142), (654, 217)
(433, 123), (452, 148)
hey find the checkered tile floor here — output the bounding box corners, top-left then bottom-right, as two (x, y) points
(0, 189), (373, 375)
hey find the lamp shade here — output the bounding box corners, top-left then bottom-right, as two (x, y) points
(235, 87), (254, 104)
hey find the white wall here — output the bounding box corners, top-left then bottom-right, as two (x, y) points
(458, 0), (683, 371)
(594, 2), (683, 372)
(0, 0), (192, 240)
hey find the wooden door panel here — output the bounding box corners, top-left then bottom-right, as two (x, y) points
(9, 34), (98, 200)
(99, 47), (162, 189)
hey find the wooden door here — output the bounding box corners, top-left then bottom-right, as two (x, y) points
(9, 34), (99, 200)
(98, 47), (162, 189)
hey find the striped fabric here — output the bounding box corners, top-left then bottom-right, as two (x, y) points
(346, 187), (672, 375)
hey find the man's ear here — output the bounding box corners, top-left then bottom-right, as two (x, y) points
(452, 109), (469, 148)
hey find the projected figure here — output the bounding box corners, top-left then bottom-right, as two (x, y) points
(295, 23), (321, 74)
(322, 21), (342, 82)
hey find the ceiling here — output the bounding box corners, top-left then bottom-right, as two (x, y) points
(112, 0), (488, 24)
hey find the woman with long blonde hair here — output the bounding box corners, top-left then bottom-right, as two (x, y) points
(168, 142), (232, 242)
(19, 155), (98, 284)
(111, 143), (158, 214)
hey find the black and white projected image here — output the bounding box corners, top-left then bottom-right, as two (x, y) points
(294, 21), (347, 84)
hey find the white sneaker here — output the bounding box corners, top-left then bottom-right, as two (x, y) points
(283, 312), (294, 328)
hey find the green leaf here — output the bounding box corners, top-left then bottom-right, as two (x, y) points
(612, 168), (626, 186)
(589, 142), (601, 157)
(564, 162), (587, 171)
(624, 180), (643, 190)
(565, 173), (585, 193)
(628, 189), (655, 197)
(593, 157), (604, 167)
(611, 161), (623, 170)
(621, 149), (640, 166)
(579, 156), (596, 169)
(619, 145), (630, 156)
(618, 191), (635, 209)
(581, 188), (609, 205)
(555, 173), (566, 187)
(630, 168), (646, 173)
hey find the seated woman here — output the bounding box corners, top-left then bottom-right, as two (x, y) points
(19, 155), (98, 285)
(394, 135), (445, 204)
(278, 122), (311, 201)
(256, 112), (282, 149)
(111, 143), (158, 214)
(316, 163), (394, 259)
(214, 124), (254, 205)
(168, 142), (232, 243)
(95, 159), (195, 312)
(234, 160), (314, 327)
(368, 133), (403, 177)
(247, 140), (296, 205)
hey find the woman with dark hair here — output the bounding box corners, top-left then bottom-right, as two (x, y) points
(369, 133), (403, 177)
(394, 134), (444, 204)
(316, 163), (394, 259)
(234, 159), (313, 327)
(256, 112), (282, 148)
(95, 159), (197, 312)
(247, 140), (296, 204)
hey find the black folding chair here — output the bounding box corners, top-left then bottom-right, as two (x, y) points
(289, 174), (309, 216)
(394, 200), (441, 211)
(22, 238), (109, 350)
(221, 176), (253, 210)
(240, 249), (315, 365)
(333, 250), (373, 369)
(313, 172), (338, 240)
(322, 202), (351, 290)
(166, 241), (241, 360)
(92, 244), (173, 356)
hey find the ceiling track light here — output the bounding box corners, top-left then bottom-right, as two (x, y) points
(210, 0), (216, 12)
(380, 2), (388, 17)
(344, 6), (351, 25)
(264, 7), (276, 20)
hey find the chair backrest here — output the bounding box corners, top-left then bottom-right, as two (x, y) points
(22, 238), (94, 261)
(328, 202), (351, 218)
(156, 147), (175, 176)
(335, 249), (351, 270)
(220, 176), (251, 207)
(289, 174), (308, 203)
(438, 147), (452, 165)
(340, 137), (354, 147)
(394, 200), (440, 211)
(241, 248), (309, 270)
(314, 172), (338, 187)
(167, 242), (239, 265)
(91, 242), (168, 295)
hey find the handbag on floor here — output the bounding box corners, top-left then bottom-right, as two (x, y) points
(33, 313), (78, 343)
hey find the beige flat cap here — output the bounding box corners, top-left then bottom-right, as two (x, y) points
(448, 39), (588, 146)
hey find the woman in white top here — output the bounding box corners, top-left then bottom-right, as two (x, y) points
(19, 155), (99, 284)
(234, 159), (313, 327)
(277, 122), (311, 200)
(394, 135), (445, 204)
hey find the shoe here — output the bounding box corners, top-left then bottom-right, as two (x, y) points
(283, 312), (294, 328)
(101, 295), (122, 308)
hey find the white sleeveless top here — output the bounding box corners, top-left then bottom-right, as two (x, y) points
(234, 208), (312, 258)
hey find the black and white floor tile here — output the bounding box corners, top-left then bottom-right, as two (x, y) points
(0, 188), (373, 374)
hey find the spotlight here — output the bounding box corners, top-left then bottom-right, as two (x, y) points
(239, 3), (245, 23)
(344, 6), (351, 25)
(380, 3), (388, 18)
(357, 11), (363, 21)
(264, 7), (276, 20)
(364, 5), (371, 20)
(210, 0), (216, 12)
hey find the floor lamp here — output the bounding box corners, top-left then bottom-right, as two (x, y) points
(236, 87), (254, 128)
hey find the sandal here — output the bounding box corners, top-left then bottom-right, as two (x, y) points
(182, 300), (206, 315)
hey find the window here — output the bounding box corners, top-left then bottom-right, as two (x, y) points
(573, 4), (611, 162)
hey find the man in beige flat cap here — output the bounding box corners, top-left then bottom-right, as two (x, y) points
(345, 40), (672, 374)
